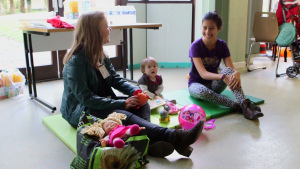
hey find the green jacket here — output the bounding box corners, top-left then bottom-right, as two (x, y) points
(60, 50), (139, 126)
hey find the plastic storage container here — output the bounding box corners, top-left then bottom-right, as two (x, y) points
(78, 0), (91, 16)
(128, 6), (136, 23)
(0, 69), (25, 99)
(63, 0), (71, 18)
(107, 6), (114, 25)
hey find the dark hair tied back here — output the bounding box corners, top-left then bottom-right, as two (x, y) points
(202, 11), (223, 30)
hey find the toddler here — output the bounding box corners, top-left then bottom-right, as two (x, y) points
(137, 57), (163, 98)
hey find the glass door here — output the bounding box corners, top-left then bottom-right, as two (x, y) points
(0, 1), (58, 81)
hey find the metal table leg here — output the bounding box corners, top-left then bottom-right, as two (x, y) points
(26, 33), (57, 112)
(123, 28), (137, 83)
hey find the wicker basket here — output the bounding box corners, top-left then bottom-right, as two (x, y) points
(19, 19), (47, 27)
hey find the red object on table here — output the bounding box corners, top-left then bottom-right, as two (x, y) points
(47, 15), (74, 28)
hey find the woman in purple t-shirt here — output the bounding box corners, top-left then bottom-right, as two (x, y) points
(188, 11), (264, 120)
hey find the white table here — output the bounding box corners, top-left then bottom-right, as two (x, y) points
(20, 23), (162, 112)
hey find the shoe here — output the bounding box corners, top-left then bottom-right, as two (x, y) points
(233, 103), (243, 114)
(251, 101), (261, 112)
(171, 120), (204, 157)
(147, 141), (174, 158)
(234, 102), (261, 113)
(242, 99), (264, 120)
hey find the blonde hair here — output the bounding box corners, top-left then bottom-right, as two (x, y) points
(140, 56), (158, 73)
(63, 11), (107, 68)
(81, 112), (127, 141)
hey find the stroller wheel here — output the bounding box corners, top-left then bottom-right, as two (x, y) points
(286, 66), (299, 78)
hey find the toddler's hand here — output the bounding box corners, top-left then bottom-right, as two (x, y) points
(100, 139), (108, 147)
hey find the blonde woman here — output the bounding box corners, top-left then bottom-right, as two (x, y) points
(60, 11), (204, 158)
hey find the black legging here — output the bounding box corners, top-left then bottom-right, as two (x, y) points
(90, 102), (174, 143)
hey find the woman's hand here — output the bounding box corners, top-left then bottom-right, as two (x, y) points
(228, 71), (241, 90)
(125, 96), (139, 110)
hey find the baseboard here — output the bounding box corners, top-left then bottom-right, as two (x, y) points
(246, 53), (260, 65)
(128, 63), (140, 70)
(129, 61), (246, 69)
(220, 61), (246, 69)
(129, 62), (192, 69)
(233, 61), (246, 69)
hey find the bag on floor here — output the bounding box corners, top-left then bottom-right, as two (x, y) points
(70, 112), (149, 169)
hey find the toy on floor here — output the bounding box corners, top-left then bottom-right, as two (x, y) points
(132, 89), (150, 109)
(148, 95), (166, 110)
(81, 112), (145, 148)
(159, 105), (170, 123)
(204, 119), (216, 130)
(165, 102), (181, 115)
(178, 104), (206, 129)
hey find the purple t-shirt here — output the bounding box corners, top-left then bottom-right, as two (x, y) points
(188, 38), (230, 86)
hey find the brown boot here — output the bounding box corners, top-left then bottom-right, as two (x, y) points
(148, 141), (174, 157)
(242, 99), (264, 120)
(233, 103), (243, 114)
(251, 101), (261, 112)
(171, 120), (204, 157)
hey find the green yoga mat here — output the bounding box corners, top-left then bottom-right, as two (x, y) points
(150, 104), (182, 129)
(162, 89), (264, 120)
(42, 114), (77, 154)
(43, 89), (264, 154)
(42, 108), (182, 154)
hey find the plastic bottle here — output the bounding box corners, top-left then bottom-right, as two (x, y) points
(3, 70), (12, 87)
(64, 0), (71, 19)
(2, 70), (14, 98)
(0, 76), (5, 100)
(69, 0), (79, 19)
(0, 71), (4, 80)
(13, 69), (23, 83)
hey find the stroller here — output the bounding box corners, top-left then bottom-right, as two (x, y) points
(275, 0), (300, 77)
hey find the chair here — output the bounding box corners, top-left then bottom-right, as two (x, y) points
(247, 12), (279, 72)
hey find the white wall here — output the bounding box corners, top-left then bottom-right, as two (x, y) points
(227, 0), (250, 62)
(194, 0), (215, 40)
(130, 1), (216, 64)
(128, 3), (147, 64)
(147, 3), (192, 63)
